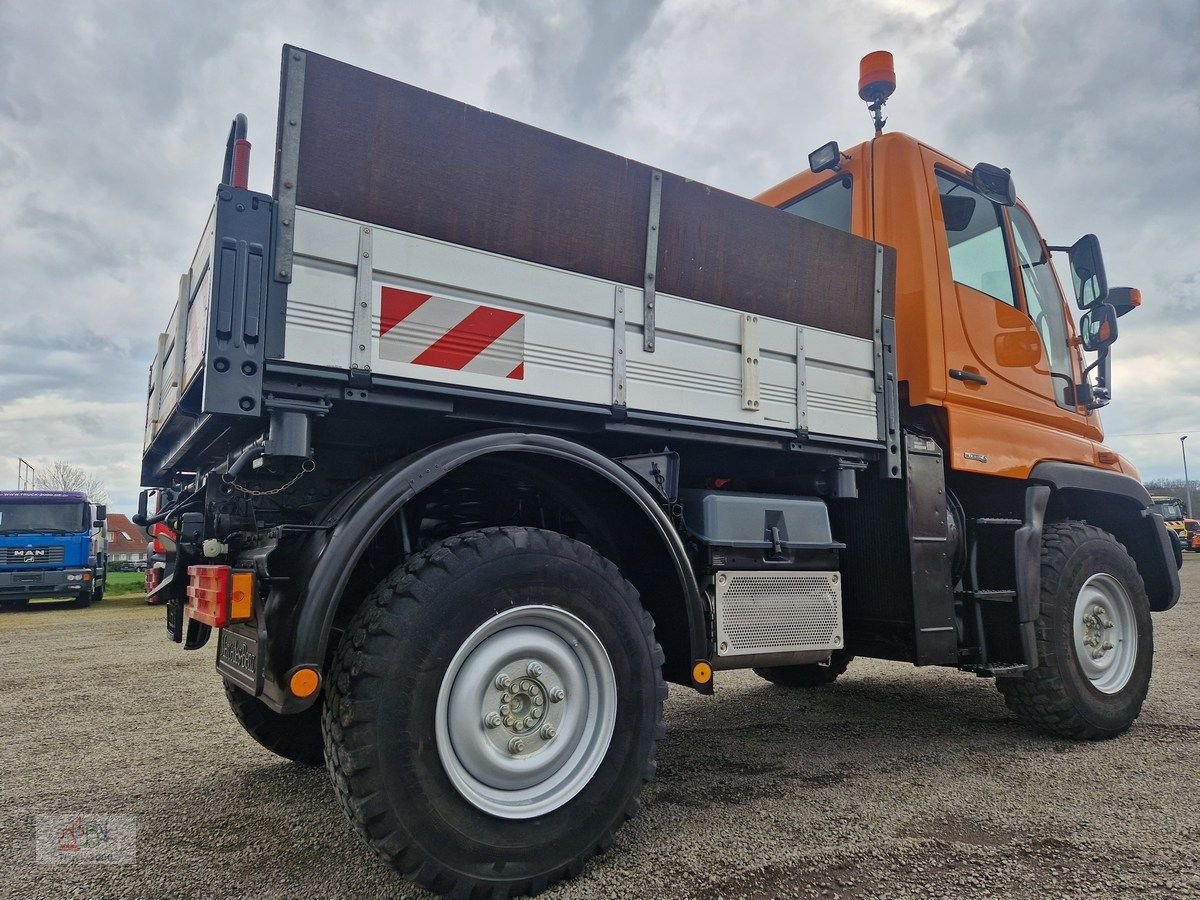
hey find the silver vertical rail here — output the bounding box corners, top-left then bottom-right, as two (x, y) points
(795, 326), (808, 433)
(612, 285), (627, 408)
(351, 226), (374, 373)
(274, 49), (306, 283)
(643, 171), (662, 352)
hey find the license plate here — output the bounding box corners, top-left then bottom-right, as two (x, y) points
(13, 572), (43, 584)
(216, 626), (262, 694)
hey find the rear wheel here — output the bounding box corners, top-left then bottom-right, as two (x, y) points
(997, 522), (1152, 740)
(755, 649), (853, 687)
(323, 527), (666, 898)
(224, 682), (324, 765)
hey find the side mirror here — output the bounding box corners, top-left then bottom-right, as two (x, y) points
(971, 162), (1016, 207)
(1080, 303), (1118, 352)
(1107, 286), (1142, 318)
(1066, 234), (1108, 308)
(93, 504), (107, 527)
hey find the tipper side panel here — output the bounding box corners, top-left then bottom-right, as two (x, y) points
(283, 46), (893, 339)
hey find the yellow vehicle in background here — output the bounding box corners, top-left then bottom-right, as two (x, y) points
(1149, 496), (1199, 550)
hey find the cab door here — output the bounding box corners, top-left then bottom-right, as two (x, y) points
(923, 150), (1095, 475)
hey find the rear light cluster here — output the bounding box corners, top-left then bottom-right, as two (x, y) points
(186, 565), (255, 629)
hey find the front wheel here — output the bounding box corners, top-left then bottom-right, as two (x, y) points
(997, 522), (1153, 740)
(323, 527), (666, 898)
(0, 598), (29, 611)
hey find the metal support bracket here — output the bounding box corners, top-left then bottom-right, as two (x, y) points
(351, 225), (374, 375)
(612, 285), (627, 408)
(273, 48), (306, 284)
(643, 170), (662, 353)
(795, 325), (808, 434)
(872, 243), (886, 411)
(741, 313), (761, 412)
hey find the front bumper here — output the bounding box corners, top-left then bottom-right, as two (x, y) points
(0, 569), (92, 598)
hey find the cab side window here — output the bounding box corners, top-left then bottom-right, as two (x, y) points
(1010, 205), (1075, 405)
(936, 172), (1016, 307)
(781, 176), (852, 233)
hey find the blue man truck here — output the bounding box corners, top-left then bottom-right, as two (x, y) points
(0, 491), (107, 610)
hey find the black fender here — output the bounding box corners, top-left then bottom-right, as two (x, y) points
(271, 431), (709, 711)
(1030, 461), (1180, 612)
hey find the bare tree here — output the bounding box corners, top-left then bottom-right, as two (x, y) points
(33, 460), (109, 504)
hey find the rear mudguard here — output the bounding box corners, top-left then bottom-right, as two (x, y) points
(265, 431), (709, 713)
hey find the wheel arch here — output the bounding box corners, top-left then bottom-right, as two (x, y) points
(1031, 461), (1180, 613)
(269, 431), (709, 712)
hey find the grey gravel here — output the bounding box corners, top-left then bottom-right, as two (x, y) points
(3, 557), (1199, 899)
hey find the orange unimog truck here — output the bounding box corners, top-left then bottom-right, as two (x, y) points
(138, 48), (1179, 897)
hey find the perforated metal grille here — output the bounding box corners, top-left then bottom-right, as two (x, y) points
(715, 571), (842, 656)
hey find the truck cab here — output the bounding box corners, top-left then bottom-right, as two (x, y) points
(757, 131), (1120, 479)
(0, 491), (107, 609)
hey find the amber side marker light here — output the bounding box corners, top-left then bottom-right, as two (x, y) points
(692, 661), (713, 685)
(290, 667), (321, 698)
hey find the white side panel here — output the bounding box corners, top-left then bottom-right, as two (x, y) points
(286, 208), (880, 442)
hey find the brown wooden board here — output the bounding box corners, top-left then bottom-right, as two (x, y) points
(281, 47), (894, 340)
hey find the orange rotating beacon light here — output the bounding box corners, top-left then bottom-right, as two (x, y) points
(859, 51), (896, 135)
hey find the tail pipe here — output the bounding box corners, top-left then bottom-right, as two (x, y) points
(222, 113), (251, 189)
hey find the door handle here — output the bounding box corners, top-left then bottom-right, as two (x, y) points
(949, 368), (988, 386)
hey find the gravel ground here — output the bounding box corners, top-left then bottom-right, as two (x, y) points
(3, 558), (1199, 900)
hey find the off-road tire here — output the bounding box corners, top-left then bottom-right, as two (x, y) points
(72, 592), (92, 609)
(996, 522), (1153, 740)
(323, 526), (666, 899)
(754, 649), (854, 687)
(224, 681), (325, 765)
(0, 598), (29, 611)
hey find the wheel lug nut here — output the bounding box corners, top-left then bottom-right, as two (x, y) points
(527, 661), (544, 678)
(540, 724), (556, 740)
(508, 737), (525, 754)
(514, 721), (524, 731)
(504, 716), (515, 727)
(484, 712), (502, 729)
(500, 704), (510, 714)
(524, 717), (534, 728)
(521, 680), (533, 691)
(533, 708), (543, 719)
(549, 687), (565, 703)
(495, 673), (511, 690)
(1102, 642), (1114, 651)
(533, 695), (543, 706)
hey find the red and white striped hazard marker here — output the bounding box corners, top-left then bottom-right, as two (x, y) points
(378, 286), (525, 380)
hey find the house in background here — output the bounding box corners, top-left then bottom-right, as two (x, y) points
(106, 513), (149, 564)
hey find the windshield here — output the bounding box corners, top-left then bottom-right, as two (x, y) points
(0, 502), (87, 534)
(1151, 500), (1186, 521)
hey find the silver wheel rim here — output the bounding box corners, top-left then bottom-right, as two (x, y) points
(1071, 573), (1137, 694)
(435, 605), (617, 819)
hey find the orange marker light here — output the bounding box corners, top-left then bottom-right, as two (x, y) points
(1129, 288), (1142, 308)
(290, 667), (321, 698)
(692, 661), (713, 685)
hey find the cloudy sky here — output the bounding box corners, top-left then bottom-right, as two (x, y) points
(0, 0), (1196, 512)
